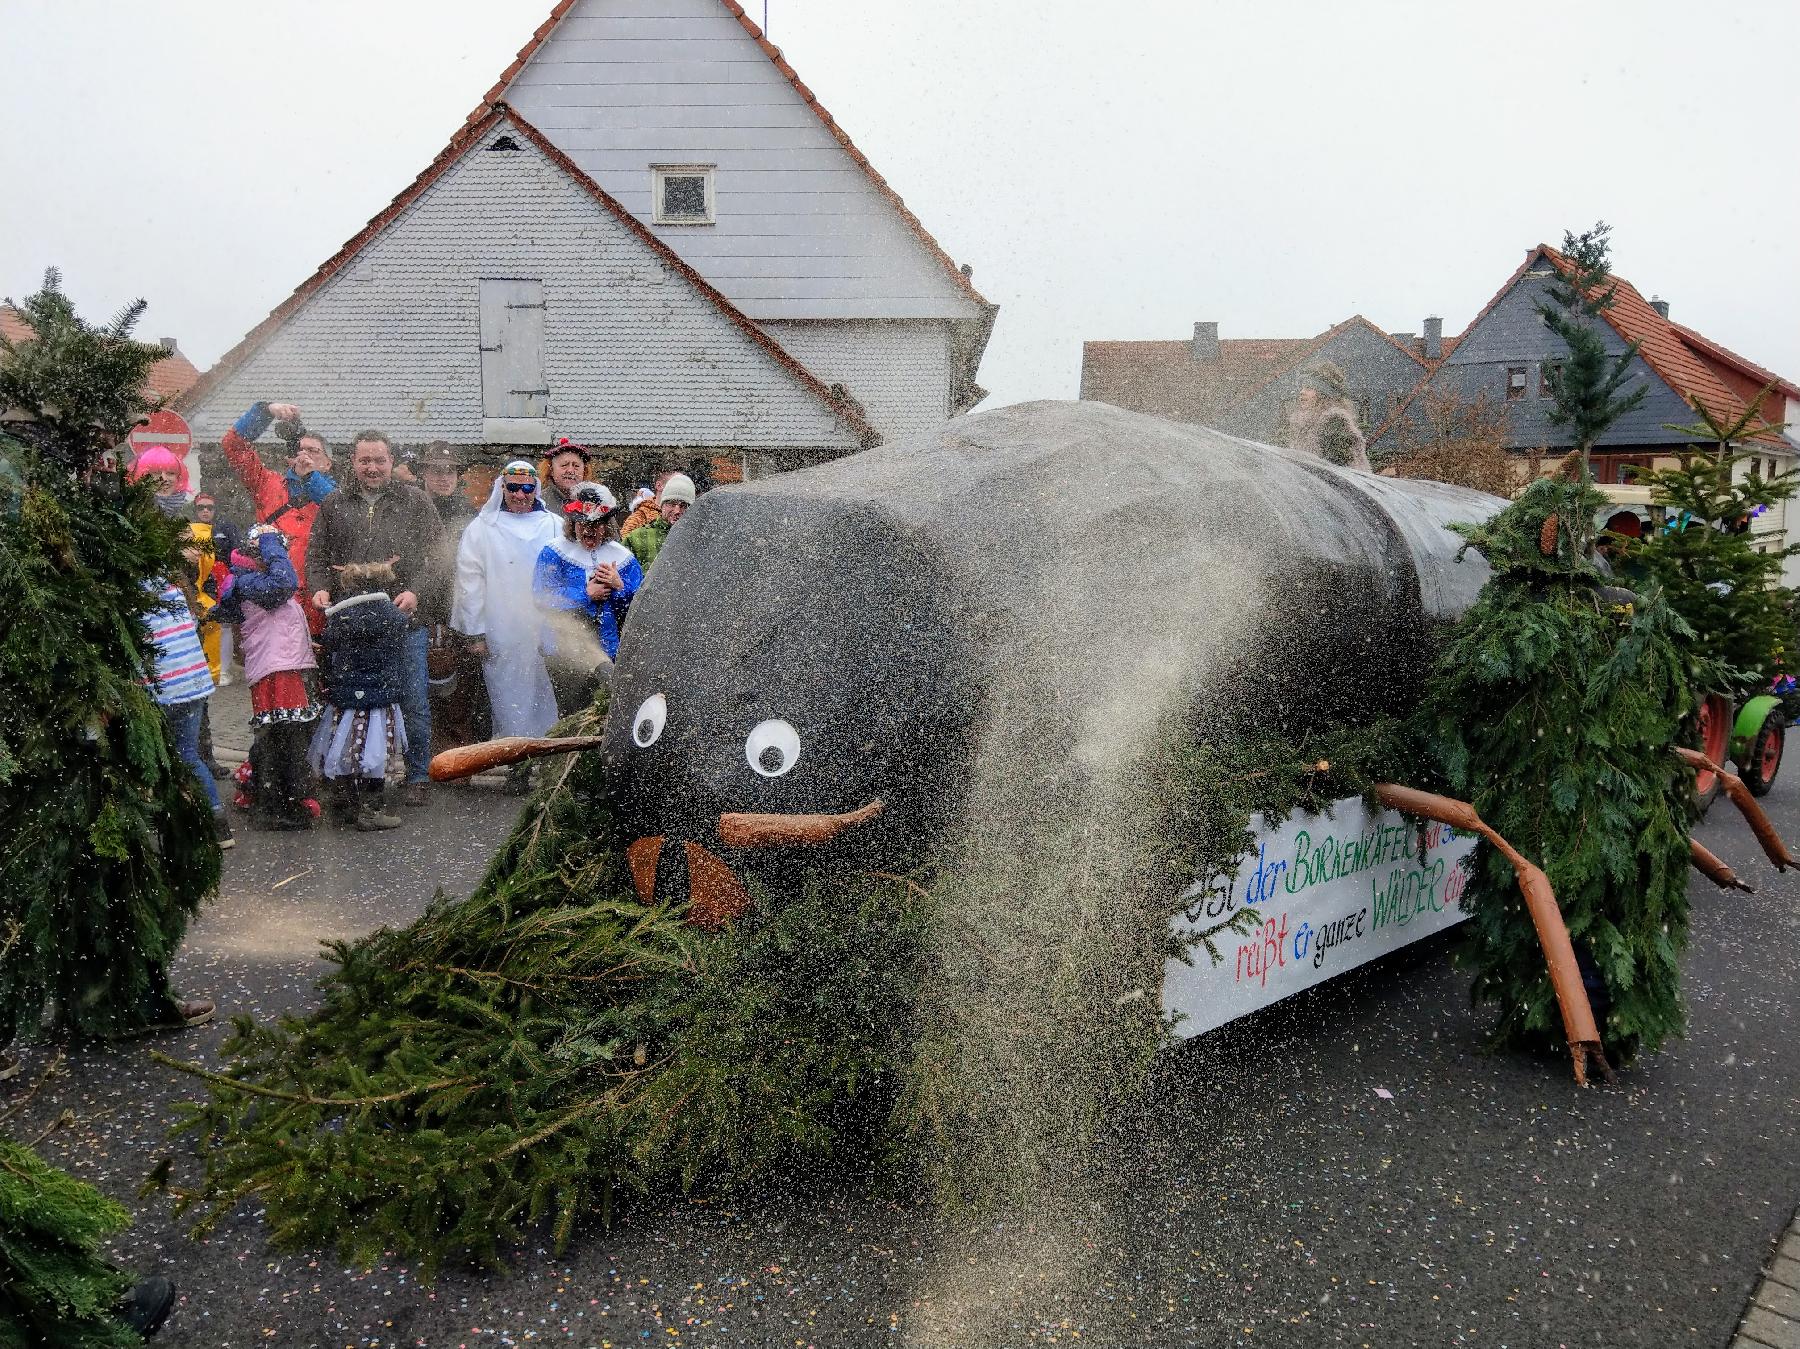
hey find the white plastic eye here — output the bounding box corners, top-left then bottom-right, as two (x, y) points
(744, 719), (801, 778)
(632, 693), (667, 748)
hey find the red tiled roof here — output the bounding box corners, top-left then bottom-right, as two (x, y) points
(1541, 245), (1789, 444)
(179, 105), (877, 446)
(464, 0), (986, 310)
(2, 306), (200, 404)
(1082, 314), (1424, 426)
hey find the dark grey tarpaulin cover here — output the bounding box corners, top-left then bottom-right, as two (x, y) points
(603, 399), (1502, 877)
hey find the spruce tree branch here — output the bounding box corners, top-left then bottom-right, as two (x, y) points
(149, 1051), (480, 1106)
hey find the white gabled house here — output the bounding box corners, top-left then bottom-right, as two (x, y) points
(182, 0), (993, 469)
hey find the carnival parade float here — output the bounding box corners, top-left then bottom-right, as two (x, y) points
(164, 400), (1790, 1269)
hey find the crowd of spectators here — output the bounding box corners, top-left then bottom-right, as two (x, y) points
(134, 399), (699, 836)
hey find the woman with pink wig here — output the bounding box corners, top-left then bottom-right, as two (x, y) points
(129, 444), (192, 517)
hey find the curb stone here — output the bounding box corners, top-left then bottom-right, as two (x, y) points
(1733, 1209), (1800, 1348)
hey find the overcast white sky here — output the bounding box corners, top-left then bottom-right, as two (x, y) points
(4, 0), (1796, 410)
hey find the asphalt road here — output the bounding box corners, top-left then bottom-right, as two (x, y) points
(7, 768), (1798, 1348)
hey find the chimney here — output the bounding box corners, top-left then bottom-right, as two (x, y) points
(1650, 295), (1671, 319)
(158, 337), (178, 353)
(1422, 316), (1444, 361)
(1191, 321), (1220, 361)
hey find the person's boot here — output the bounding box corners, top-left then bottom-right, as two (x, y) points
(212, 808), (235, 851)
(355, 782), (402, 831)
(119, 1274), (175, 1336)
(325, 780), (359, 829)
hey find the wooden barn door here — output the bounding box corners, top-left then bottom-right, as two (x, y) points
(479, 279), (548, 420)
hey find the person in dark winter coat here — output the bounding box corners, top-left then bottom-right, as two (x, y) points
(310, 561), (409, 831)
(306, 430), (445, 805)
(213, 526), (320, 830)
(418, 441), (488, 750)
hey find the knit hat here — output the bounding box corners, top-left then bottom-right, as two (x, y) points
(501, 459), (539, 484)
(550, 437), (591, 463)
(660, 473), (697, 507)
(565, 481), (618, 521)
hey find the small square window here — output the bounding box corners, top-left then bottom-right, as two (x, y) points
(1505, 365), (1528, 401)
(652, 166), (714, 225)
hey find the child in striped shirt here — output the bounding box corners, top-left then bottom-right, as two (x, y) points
(142, 577), (232, 848)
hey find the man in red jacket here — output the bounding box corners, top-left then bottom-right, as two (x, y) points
(219, 400), (337, 633)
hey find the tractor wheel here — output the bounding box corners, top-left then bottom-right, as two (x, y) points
(1692, 692), (1733, 815)
(1743, 713), (1785, 798)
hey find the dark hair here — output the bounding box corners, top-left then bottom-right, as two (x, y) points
(564, 509), (617, 542)
(351, 430), (393, 457)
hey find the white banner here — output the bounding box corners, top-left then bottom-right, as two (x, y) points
(1163, 795), (1479, 1038)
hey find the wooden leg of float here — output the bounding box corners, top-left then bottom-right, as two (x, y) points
(1674, 747), (1796, 871)
(428, 735), (608, 783)
(1374, 784), (1615, 1087)
(1689, 838), (1753, 892)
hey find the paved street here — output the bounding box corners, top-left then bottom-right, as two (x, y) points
(6, 748), (1799, 1347)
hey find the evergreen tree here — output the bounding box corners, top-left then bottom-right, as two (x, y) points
(1625, 387), (1796, 688)
(0, 268), (163, 469)
(0, 270), (219, 1044)
(0, 1136), (139, 1348)
(1537, 222), (1647, 495)
(1427, 474), (1704, 1062)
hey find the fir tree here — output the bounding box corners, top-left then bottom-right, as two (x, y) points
(1625, 386), (1796, 688)
(162, 697), (941, 1272)
(1537, 222), (1647, 495)
(0, 1137), (139, 1347)
(0, 271), (220, 1043)
(1427, 475), (1703, 1062)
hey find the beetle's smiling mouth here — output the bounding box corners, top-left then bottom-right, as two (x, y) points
(626, 800), (885, 929)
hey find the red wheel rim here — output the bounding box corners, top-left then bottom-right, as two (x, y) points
(1694, 695), (1730, 796)
(1757, 723), (1783, 784)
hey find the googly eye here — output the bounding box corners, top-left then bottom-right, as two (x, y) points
(632, 693), (667, 748)
(744, 718), (801, 778)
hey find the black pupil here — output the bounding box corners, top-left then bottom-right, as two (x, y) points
(637, 719), (654, 743)
(759, 745), (784, 772)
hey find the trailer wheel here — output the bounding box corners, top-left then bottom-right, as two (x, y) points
(1744, 713), (1785, 798)
(1692, 693), (1732, 814)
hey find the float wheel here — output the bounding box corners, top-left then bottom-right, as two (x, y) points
(1692, 693), (1732, 814)
(1744, 714), (1785, 799)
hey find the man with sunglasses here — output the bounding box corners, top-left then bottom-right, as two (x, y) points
(452, 460), (561, 746)
(218, 399), (337, 634)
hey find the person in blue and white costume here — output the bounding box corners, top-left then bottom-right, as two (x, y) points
(452, 460), (561, 741)
(533, 480), (643, 716)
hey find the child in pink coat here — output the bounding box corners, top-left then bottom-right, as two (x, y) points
(214, 524), (319, 830)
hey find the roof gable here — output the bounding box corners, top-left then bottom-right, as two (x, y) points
(482, 0), (984, 322)
(1372, 244), (1798, 451)
(180, 105), (874, 446)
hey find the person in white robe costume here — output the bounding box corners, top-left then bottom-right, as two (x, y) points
(452, 461), (561, 739)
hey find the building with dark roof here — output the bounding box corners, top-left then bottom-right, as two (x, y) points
(1079, 315), (1431, 447)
